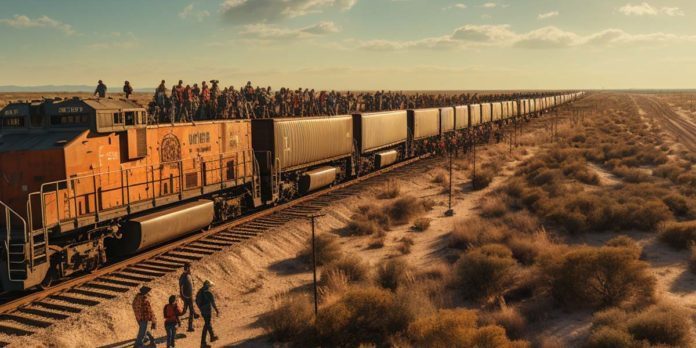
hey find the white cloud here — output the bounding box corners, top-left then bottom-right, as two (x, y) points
(444, 3), (467, 10)
(221, 0), (358, 24)
(240, 21), (339, 40)
(482, 2), (497, 8)
(179, 3), (211, 21)
(619, 2), (684, 16)
(450, 24), (517, 43)
(0, 15), (75, 35)
(351, 24), (696, 51)
(661, 7), (685, 16)
(538, 11), (559, 20)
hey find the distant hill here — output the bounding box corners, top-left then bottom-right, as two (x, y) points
(0, 85), (153, 93)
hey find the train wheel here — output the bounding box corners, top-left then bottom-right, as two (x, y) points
(39, 271), (55, 290)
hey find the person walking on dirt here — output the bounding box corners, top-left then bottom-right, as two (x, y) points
(132, 286), (157, 348)
(179, 263), (198, 332)
(196, 280), (219, 348)
(163, 295), (183, 348)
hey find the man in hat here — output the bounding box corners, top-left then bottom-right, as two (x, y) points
(132, 286), (157, 348)
(179, 263), (198, 332)
(196, 280), (219, 348)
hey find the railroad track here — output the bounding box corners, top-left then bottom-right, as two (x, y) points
(631, 94), (696, 151)
(0, 154), (441, 344)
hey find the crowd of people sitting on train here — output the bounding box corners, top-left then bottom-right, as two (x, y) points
(96, 80), (561, 124)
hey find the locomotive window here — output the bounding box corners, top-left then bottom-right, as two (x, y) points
(2, 117), (25, 128)
(125, 111), (135, 126)
(113, 112), (123, 125)
(51, 113), (89, 126)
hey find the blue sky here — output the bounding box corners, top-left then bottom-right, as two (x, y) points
(1, 0), (695, 89)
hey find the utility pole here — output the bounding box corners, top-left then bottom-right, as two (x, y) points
(471, 129), (477, 189)
(445, 146), (455, 217)
(308, 213), (325, 318)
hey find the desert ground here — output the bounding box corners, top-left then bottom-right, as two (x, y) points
(2, 92), (696, 347)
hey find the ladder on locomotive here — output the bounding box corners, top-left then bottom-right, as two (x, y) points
(2, 195), (48, 281)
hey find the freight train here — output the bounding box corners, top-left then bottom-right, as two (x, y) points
(0, 92), (583, 292)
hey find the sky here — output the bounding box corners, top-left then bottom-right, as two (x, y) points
(1, 0), (695, 90)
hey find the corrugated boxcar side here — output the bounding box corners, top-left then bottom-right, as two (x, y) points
(492, 102), (503, 121)
(469, 104), (482, 126)
(454, 106), (469, 130)
(440, 107), (455, 133)
(272, 117), (353, 171)
(481, 103), (492, 123)
(411, 109), (440, 140)
(356, 111), (407, 153)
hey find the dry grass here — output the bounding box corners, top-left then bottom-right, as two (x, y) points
(472, 167), (495, 190)
(407, 309), (527, 348)
(659, 221), (696, 249)
(482, 306), (527, 340)
(449, 217), (509, 250)
(297, 233), (343, 266)
(412, 217), (431, 232)
(385, 196), (426, 225)
(377, 180), (401, 199)
(261, 294), (315, 344)
(588, 304), (693, 348)
(377, 258), (412, 291)
(320, 255), (371, 285)
(316, 286), (416, 347)
(453, 244), (518, 302)
(398, 236), (415, 255)
(546, 245), (655, 308)
(481, 195), (508, 218)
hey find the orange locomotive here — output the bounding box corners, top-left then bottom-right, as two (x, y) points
(0, 98), (260, 290)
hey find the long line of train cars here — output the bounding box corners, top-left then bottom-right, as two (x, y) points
(0, 92), (583, 292)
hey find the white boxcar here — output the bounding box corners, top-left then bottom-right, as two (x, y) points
(454, 105), (469, 130)
(409, 108), (440, 140)
(440, 107), (455, 134)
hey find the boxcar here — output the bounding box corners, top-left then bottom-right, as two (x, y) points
(492, 102), (503, 121)
(353, 110), (408, 174)
(469, 104), (482, 127)
(440, 107), (455, 135)
(252, 116), (354, 201)
(481, 103), (493, 123)
(454, 106), (469, 130)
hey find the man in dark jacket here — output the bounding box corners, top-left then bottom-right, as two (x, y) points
(179, 263), (198, 332)
(196, 280), (219, 348)
(123, 81), (133, 99)
(94, 80), (107, 98)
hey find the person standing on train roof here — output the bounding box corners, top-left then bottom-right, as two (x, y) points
(94, 80), (107, 98)
(123, 81), (133, 99)
(179, 263), (198, 332)
(132, 286), (157, 348)
(196, 280), (219, 348)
